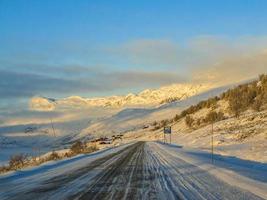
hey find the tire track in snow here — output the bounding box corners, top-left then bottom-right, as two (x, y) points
(147, 142), (263, 200)
(2, 142), (141, 200)
(75, 141), (146, 200)
(75, 142), (263, 200)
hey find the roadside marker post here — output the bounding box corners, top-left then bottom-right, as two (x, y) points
(209, 109), (216, 164)
(211, 122), (214, 164)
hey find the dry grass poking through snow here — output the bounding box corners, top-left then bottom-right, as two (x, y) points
(0, 141), (99, 174)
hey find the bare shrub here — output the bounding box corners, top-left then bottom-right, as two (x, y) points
(48, 151), (60, 160)
(64, 151), (73, 158)
(9, 154), (28, 170)
(205, 111), (225, 123)
(173, 114), (180, 122)
(228, 89), (244, 118)
(71, 140), (86, 154)
(185, 115), (194, 128)
(251, 98), (263, 112)
(152, 125), (161, 131)
(0, 165), (9, 173)
(152, 121), (158, 126)
(84, 145), (99, 153)
(160, 119), (169, 127)
(196, 118), (202, 126)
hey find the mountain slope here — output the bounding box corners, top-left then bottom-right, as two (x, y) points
(0, 82), (233, 164)
(78, 85), (231, 139)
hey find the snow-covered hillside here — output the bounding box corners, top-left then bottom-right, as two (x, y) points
(0, 83), (212, 164)
(29, 83), (211, 111)
(141, 107), (267, 163)
(1, 79), (266, 167)
(124, 76), (267, 163)
(78, 85), (231, 139)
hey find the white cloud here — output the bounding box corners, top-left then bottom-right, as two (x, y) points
(192, 49), (267, 85)
(1, 35), (267, 102)
(110, 36), (267, 86)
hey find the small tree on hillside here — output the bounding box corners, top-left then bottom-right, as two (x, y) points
(229, 93), (243, 118)
(185, 115), (194, 128)
(173, 114), (180, 122)
(251, 98), (263, 112)
(205, 111), (225, 123)
(160, 119), (169, 127)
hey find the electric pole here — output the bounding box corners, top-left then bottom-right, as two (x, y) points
(50, 118), (56, 151)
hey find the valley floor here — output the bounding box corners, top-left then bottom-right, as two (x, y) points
(0, 141), (266, 200)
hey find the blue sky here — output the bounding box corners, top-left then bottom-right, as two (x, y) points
(1, 0), (267, 108)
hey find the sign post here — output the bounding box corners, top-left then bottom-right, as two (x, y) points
(211, 122), (214, 164)
(163, 126), (172, 144)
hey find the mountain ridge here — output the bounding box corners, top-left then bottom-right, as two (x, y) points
(30, 83), (212, 111)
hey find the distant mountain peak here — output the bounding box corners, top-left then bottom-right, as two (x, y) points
(29, 96), (56, 111)
(29, 83), (213, 111)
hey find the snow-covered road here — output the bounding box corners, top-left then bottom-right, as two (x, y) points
(0, 142), (266, 200)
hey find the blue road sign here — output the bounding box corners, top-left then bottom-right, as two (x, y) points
(164, 126), (171, 134)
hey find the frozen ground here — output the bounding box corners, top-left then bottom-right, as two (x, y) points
(0, 141), (266, 200)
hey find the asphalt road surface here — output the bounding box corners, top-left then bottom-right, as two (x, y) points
(0, 142), (264, 200)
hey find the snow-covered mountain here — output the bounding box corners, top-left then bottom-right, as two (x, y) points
(30, 83), (212, 111)
(78, 85), (231, 139)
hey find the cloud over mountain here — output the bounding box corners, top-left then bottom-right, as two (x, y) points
(1, 36), (267, 111)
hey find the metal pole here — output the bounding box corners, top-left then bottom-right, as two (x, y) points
(211, 122), (214, 164)
(50, 118), (56, 137)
